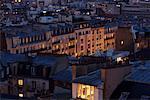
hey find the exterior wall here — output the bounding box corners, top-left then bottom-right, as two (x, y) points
(72, 83), (77, 99)
(104, 26), (117, 51)
(101, 65), (132, 99)
(116, 27), (134, 52)
(8, 77), (50, 97)
(5, 23), (117, 56)
(0, 81), (8, 94)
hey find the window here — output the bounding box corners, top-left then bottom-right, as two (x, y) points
(31, 67), (35, 75)
(81, 46), (83, 50)
(137, 43), (140, 48)
(1, 71), (4, 78)
(121, 40), (124, 45)
(92, 30), (94, 34)
(42, 82), (46, 89)
(15, 0), (22, 3)
(88, 44), (90, 48)
(97, 30), (99, 34)
(77, 84), (94, 100)
(7, 67), (9, 75)
(19, 93), (23, 97)
(86, 31), (88, 34)
(117, 57), (122, 63)
(79, 32), (82, 35)
(81, 39), (83, 44)
(42, 44), (45, 49)
(32, 81), (36, 89)
(18, 79), (23, 86)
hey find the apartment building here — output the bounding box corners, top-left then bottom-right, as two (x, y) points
(0, 52), (69, 98)
(4, 21), (117, 56)
(71, 51), (131, 100)
(131, 26), (150, 52)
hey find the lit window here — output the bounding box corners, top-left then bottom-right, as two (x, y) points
(137, 43), (140, 48)
(19, 93), (23, 97)
(18, 79), (23, 86)
(15, 0), (21, 2)
(18, 0), (21, 2)
(42, 44), (45, 49)
(121, 41), (124, 45)
(68, 42), (71, 46)
(77, 84), (94, 100)
(117, 57), (122, 63)
(56, 45), (59, 49)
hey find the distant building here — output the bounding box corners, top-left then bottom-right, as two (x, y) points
(0, 52), (69, 98)
(131, 26), (150, 52)
(4, 21), (117, 56)
(116, 26), (134, 52)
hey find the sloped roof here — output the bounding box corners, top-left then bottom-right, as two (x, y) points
(126, 69), (150, 84)
(0, 52), (28, 66)
(111, 81), (150, 99)
(32, 56), (56, 67)
(73, 70), (102, 86)
(53, 66), (72, 83)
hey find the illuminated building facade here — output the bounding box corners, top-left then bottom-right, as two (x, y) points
(5, 21), (117, 56)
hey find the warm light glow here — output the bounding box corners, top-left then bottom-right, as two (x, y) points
(43, 11), (47, 14)
(56, 45), (59, 49)
(42, 44), (45, 49)
(19, 93), (23, 97)
(137, 43), (140, 48)
(77, 84), (94, 100)
(121, 41), (124, 45)
(18, 79), (23, 86)
(117, 57), (122, 63)
(15, 0), (21, 2)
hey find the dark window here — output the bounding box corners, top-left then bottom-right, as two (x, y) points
(86, 31), (88, 34)
(81, 39), (83, 43)
(88, 44), (90, 48)
(92, 30), (94, 34)
(79, 32), (81, 35)
(81, 46), (83, 50)
(42, 82), (46, 89)
(32, 81), (36, 89)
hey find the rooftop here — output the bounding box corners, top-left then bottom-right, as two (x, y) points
(53, 66), (72, 83)
(111, 81), (150, 99)
(0, 51), (28, 66)
(73, 70), (102, 86)
(126, 69), (150, 84)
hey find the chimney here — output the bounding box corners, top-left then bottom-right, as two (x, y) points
(101, 64), (132, 99)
